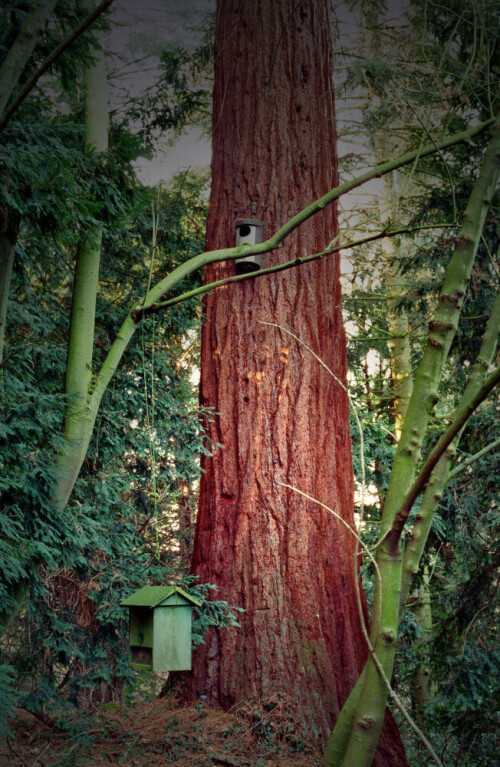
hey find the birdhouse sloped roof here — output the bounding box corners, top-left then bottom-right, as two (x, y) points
(120, 585), (201, 608)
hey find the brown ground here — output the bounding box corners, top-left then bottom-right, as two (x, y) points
(0, 695), (323, 767)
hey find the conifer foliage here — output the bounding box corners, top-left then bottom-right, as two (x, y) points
(0, 0), (235, 734)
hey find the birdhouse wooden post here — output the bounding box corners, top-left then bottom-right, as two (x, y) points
(120, 586), (201, 672)
(235, 218), (263, 274)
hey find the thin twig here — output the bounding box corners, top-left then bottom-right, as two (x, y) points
(448, 437), (500, 480)
(277, 482), (380, 579)
(6, 737), (29, 767)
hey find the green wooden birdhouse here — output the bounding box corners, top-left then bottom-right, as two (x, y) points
(120, 585), (201, 672)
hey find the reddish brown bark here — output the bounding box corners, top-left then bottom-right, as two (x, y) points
(189, 2), (407, 763)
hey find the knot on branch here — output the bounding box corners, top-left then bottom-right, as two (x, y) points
(358, 716), (376, 729)
(382, 629), (396, 643)
(131, 304), (157, 324)
(131, 306), (144, 324)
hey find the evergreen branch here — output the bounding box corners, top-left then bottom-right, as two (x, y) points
(0, 0), (115, 135)
(448, 437), (500, 480)
(389, 365), (500, 550)
(461, 573), (500, 655)
(403, 96), (458, 222)
(0, 0), (58, 118)
(133, 222), (455, 318)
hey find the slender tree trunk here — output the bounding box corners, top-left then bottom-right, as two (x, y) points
(53, 0), (108, 512)
(412, 569), (434, 711)
(326, 111), (500, 767)
(48, 4), (114, 705)
(178, 480), (194, 567)
(187, 2), (406, 761)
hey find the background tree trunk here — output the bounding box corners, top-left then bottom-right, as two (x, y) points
(54, 0), (109, 512)
(0, 0), (59, 119)
(0, 207), (19, 367)
(188, 2), (407, 761)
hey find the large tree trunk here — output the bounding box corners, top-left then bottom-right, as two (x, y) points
(188, 2), (406, 761)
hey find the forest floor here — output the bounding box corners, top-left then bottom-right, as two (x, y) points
(1, 694), (323, 767)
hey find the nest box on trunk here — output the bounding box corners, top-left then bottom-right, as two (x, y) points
(235, 218), (263, 274)
(121, 585), (201, 672)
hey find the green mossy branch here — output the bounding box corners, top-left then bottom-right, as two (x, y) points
(389, 363), (500, 549)
(324, 110), (500, 767)
(134, 223), (456, 317)
(129, 116), (493, 324)
(400, 291), (500, 607)
(92, 120), (494, 429)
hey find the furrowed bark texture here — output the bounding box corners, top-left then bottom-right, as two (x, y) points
(189, 2), (406, 761)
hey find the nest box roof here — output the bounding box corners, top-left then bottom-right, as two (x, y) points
(120, 585), (201, 608)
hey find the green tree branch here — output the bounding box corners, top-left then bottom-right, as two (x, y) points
(389, 364), (500, 549)
(400, 291), (500, 607)
(447, 436), (500, 481)
(133, 223), (456, 318)
(325, 109), (500, 767)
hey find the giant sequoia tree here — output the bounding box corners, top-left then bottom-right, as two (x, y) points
(2, 1), (497, 759)
(188, 1), (406, 761)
